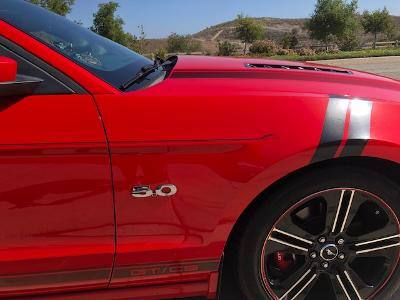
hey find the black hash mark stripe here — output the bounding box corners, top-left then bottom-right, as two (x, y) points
(312, 96), (372, 163)
(311, 97), (349, 163)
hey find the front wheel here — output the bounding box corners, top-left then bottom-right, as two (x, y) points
(235, 166), (400, 299)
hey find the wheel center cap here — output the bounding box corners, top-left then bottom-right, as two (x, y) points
(320, 244), (339, 261)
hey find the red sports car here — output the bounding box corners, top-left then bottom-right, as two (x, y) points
(0, 1), (399, 299)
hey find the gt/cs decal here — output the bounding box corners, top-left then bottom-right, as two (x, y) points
(130, 264), (199, 277)
(112, 260), (220, 279)
(131, 184), (177, 198)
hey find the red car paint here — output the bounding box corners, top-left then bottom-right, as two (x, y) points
(0, 18), (400, 300)
(0, 56), (16, 82)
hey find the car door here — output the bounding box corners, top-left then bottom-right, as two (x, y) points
(0, 38), (115, 297)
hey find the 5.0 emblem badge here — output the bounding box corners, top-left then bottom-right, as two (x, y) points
(131, 184), (177, 198)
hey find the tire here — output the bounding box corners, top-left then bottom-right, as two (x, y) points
(235, 165), (400, 300)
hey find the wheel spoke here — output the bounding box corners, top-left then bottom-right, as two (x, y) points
(355, 234), (400, 246)
(278, 269), (317, 300)
(336, 274), (352, 300)
(291, 274), (317, 300)
(356, 242), (400, 255)
(269, 237), (309, 252)
(332, 190), (346, 233)
(273, 229), (314, 245)
(331, 190), (356, 234)
(269, 228), (313, 253)
(344, 270), (363, 300)
(340, 190), (355, 233)
(355, 234), (400, 255)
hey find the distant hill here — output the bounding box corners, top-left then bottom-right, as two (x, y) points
(144, 16), (400, 54)
(193, 17), (310, 44)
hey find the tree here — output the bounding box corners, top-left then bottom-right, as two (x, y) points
(307, 0), (359, 50)
(217, 41), (237, 56)
(125, 25), (148, 54)
(362, 8), (395, 49)
(167, 33), (189, 53)
(29, 0), (75, 16)
(90, 2), (148, 52)
(91, 1), (127, 45)
(281, 29), (299, 49)
(235, 13), (265, 54)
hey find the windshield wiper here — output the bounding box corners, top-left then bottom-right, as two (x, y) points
(120, 57), (165, 91)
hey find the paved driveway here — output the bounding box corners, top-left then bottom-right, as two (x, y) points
(316, 56), (400, 80)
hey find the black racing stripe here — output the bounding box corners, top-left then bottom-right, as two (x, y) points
(340, 100), (372, 157)
(311, 97), (349, 163)
(339, 139), (369, 157)
(311, 141), (342, 163)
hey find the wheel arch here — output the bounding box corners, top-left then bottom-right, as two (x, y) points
(218, 155), (400, 298)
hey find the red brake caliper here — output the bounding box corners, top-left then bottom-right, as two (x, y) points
(274, 251), (295, 271)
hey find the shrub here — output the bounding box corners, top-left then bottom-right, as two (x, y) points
(167, 33), (187, 53)
(186, 39), (202, 54)
(153, 48), (167, 60)
(249, 40), (279, 56)
(167, 33), (201, 54)
(339, 33), (361, 51)
(276, 48), (297, 56)
(296, 48), (316, 56)
(281, 29), (299, 49)
(218, 41), (237, 56)
(326, 49), (341, 54)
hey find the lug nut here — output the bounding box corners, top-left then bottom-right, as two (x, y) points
(337, 239), (345, 245)
(322, 262), (329, 268)
(310, 252), (317, 259)
(319, 237), (326, 243)
(338, 253), (345, 260)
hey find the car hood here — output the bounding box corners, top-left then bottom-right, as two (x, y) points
(171, 55), (393, 80)
(169, 55), (400, 102)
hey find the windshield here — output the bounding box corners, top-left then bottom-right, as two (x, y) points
(0, 0), (153, 90)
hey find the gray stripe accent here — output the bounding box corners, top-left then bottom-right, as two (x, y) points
(340, 100), (372, 157)
(311, 97), (349, 163)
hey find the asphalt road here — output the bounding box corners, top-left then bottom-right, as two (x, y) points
(316, 56), (400, 80)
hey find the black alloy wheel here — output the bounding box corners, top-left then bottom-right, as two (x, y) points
(261, 188), (400, 299)
(235, 165), (400, 300)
